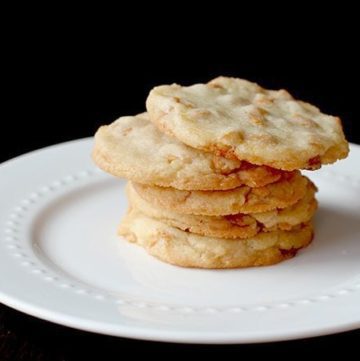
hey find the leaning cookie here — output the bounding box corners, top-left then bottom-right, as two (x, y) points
(118, 208), (313, 269)
(132, 172), (308, 216)
(146, 77), (349, 170)
(93, 113), (284, 190)
(127, 181), (317, 239)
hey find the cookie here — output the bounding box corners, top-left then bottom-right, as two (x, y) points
(118, 208), (313, 269)
(252, 181), (317, 231)
(132, 172), (308, 216)
(146, 77), (349, 170)
(93, 113), (283, 190)
(127, 181), (317, 238)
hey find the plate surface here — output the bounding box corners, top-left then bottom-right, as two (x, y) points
(0, 139), (359, 344)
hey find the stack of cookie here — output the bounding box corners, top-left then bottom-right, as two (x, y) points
(93, 77), (348, 268)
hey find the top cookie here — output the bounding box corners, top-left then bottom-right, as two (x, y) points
(146, 76), (349, 170)
(93, 113), (283, 190)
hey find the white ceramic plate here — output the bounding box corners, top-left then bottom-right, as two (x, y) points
(0, 139), (359, 344)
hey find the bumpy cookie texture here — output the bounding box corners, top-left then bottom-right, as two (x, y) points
(252, 181), (317, 231)
(127, 181), (317, 239)
(146, 77), (349, 170)
(132, 172), (308, 216)
(93, 113), (283, 190)
(119, 209), (313, 269)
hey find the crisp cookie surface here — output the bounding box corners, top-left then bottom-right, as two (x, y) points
(146, 77), (349, 170)
(93, 113), (282, 190)
(118, 208), (313, 269)
(132, 172), (308, 216)
(127, 181), (317, 239)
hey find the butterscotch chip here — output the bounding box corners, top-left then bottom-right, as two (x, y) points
(132, 172), (309, 216)
(146, 77), (349, 170)
(93, 113), (283, 190)
(118, 208), (314, 269)
(127, 181), (317, 238)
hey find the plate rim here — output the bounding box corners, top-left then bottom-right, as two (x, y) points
(1, 290), (360, 344)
